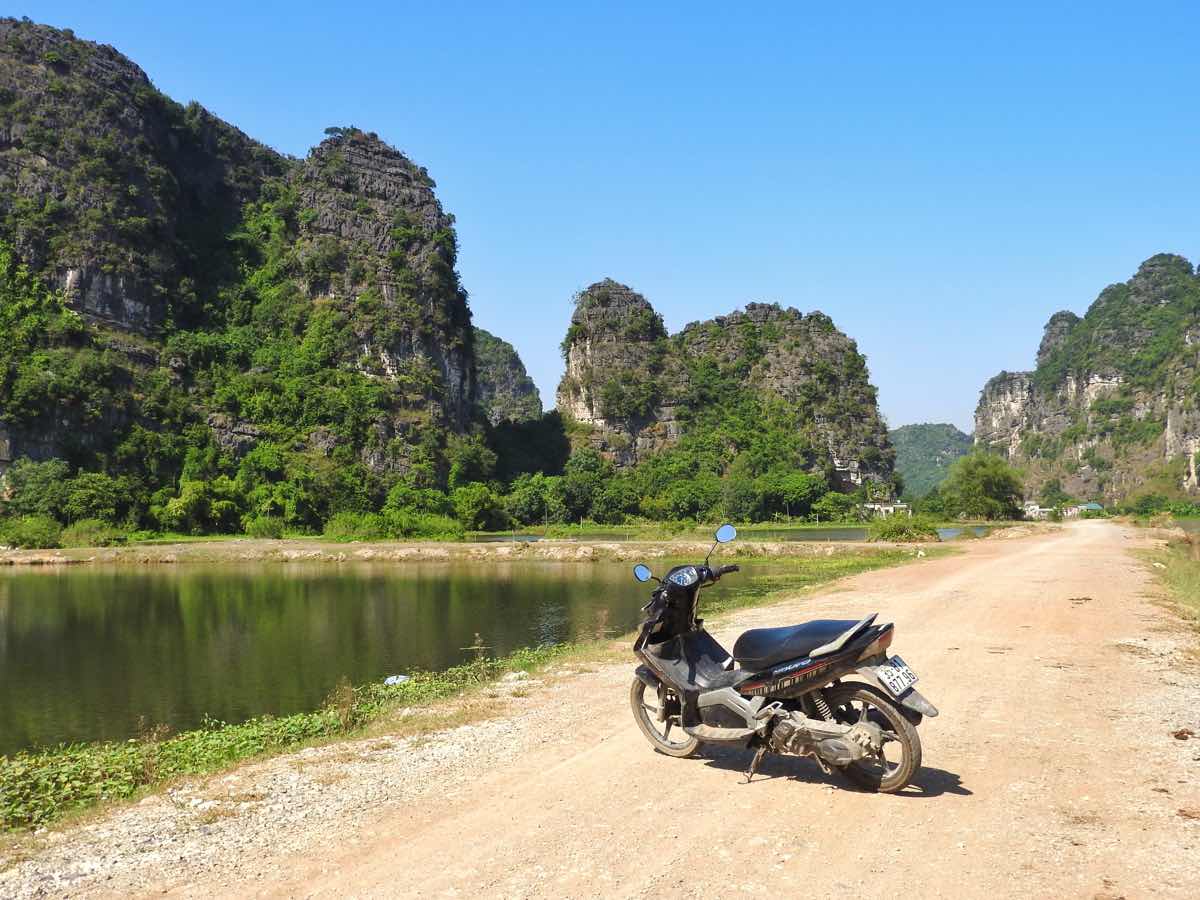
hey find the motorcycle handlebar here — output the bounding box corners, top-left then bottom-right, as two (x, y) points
(713, 564), (740, 578)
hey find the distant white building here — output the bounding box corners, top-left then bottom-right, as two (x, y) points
(1023, 501), (1053, 520)
(863, 501), (911, 518)
(1023, 500), (1103, 520)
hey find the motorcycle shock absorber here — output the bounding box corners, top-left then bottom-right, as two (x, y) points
(811, 691), (834, 721)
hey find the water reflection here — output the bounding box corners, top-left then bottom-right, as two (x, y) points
(0, 561), (759, 754)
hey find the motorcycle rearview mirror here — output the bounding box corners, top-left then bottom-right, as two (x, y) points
(705, 524), (737, 567)
(633, 564), (654, 583)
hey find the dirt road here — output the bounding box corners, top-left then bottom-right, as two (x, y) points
(7, 521), (1200, 898)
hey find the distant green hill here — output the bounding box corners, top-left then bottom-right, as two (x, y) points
(889, 423), (972, 497)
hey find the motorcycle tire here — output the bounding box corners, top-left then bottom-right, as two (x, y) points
(824, 682), (921, 793)
(629, 677), (700, 758)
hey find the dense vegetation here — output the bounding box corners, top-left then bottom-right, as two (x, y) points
(889, 423), (972, 498)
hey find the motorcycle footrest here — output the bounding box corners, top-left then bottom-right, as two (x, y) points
(683, 724), (756, 742)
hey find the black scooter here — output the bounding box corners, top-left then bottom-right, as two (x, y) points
(630, 524), (937, 792)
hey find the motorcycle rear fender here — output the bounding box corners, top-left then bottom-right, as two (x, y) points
(854, 662), (939, 720)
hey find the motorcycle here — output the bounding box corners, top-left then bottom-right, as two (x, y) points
(630, 524), (936, 792)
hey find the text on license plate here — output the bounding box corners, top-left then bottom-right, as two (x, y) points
(877, 655), (918, 696)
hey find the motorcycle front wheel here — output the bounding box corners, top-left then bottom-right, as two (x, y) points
(629, 677), (700, 758)
(825, 682), (921, 793)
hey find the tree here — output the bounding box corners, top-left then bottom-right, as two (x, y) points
(1039, 478), (1071, 508)
(155, 477), (242, 534)
(505, 473), (553, 526)
(722, 456), (760, 521)
(939, 451), (1024, 520)
(758, 470), (827, 519)
(592, 477), (640, 524)
(451, 482), (507, 530)
(1, 457), (71, 519)
(914, 484), (946, 517)
(812, 491), (856, 521)
(663, 471), (721, 520)
(559, 448), (612, 522)
(446, 433), (497, 490)
(63, 472), (124, 524)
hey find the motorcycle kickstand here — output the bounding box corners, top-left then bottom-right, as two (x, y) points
(744, 746), (768, 783)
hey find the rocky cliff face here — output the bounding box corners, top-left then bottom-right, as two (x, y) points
(0, 18), (282, 335)
(556, 279), (893, 487)
(0, 19), (475, 482)
(974, 254), (1200, 501)
(289, 129), (475, 437)
(473, 328), (542, 425)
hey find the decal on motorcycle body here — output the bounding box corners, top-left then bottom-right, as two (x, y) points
(772, 658), (812, 676)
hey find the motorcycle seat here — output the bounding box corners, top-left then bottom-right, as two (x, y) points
(732, 619), (863, 671)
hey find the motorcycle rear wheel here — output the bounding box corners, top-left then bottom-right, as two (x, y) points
(629, 678), (700, 758)
(824, 682), (921, 793)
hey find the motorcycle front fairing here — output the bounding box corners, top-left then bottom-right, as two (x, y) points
(633, 572), (751, 726)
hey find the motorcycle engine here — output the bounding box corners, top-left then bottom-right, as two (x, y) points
(767, 714), (807, 754)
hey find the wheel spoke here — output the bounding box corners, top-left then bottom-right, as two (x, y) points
(662, 720), (673, 741)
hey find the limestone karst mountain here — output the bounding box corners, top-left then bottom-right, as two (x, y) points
(974, 254), (1200, 502)
(556, 279), (894, 489)
(0, 18), (475, 508)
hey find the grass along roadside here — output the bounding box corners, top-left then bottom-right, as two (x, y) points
(0, 545), (945, 833)
(1143, 535), (1200, 629)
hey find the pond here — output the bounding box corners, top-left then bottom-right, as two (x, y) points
(0, 560), (761, 755)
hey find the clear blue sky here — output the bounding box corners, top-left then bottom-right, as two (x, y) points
(20, 2), (1200, 431)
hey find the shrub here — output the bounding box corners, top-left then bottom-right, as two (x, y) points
(155, 478), (243, 534)
(244, 515), (285, 539)
(382, 483), (453, 518)
(323, 511), (388, 541)
(1, 515), (63, 549)
(60, 519), (126, 547)
(385, 510), (464, 541)
(867, 514), (940, 543)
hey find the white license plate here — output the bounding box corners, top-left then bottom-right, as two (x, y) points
(877, 655), (918, 697)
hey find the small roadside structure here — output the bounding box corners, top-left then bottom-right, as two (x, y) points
(1022, 501), (1054, 520)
